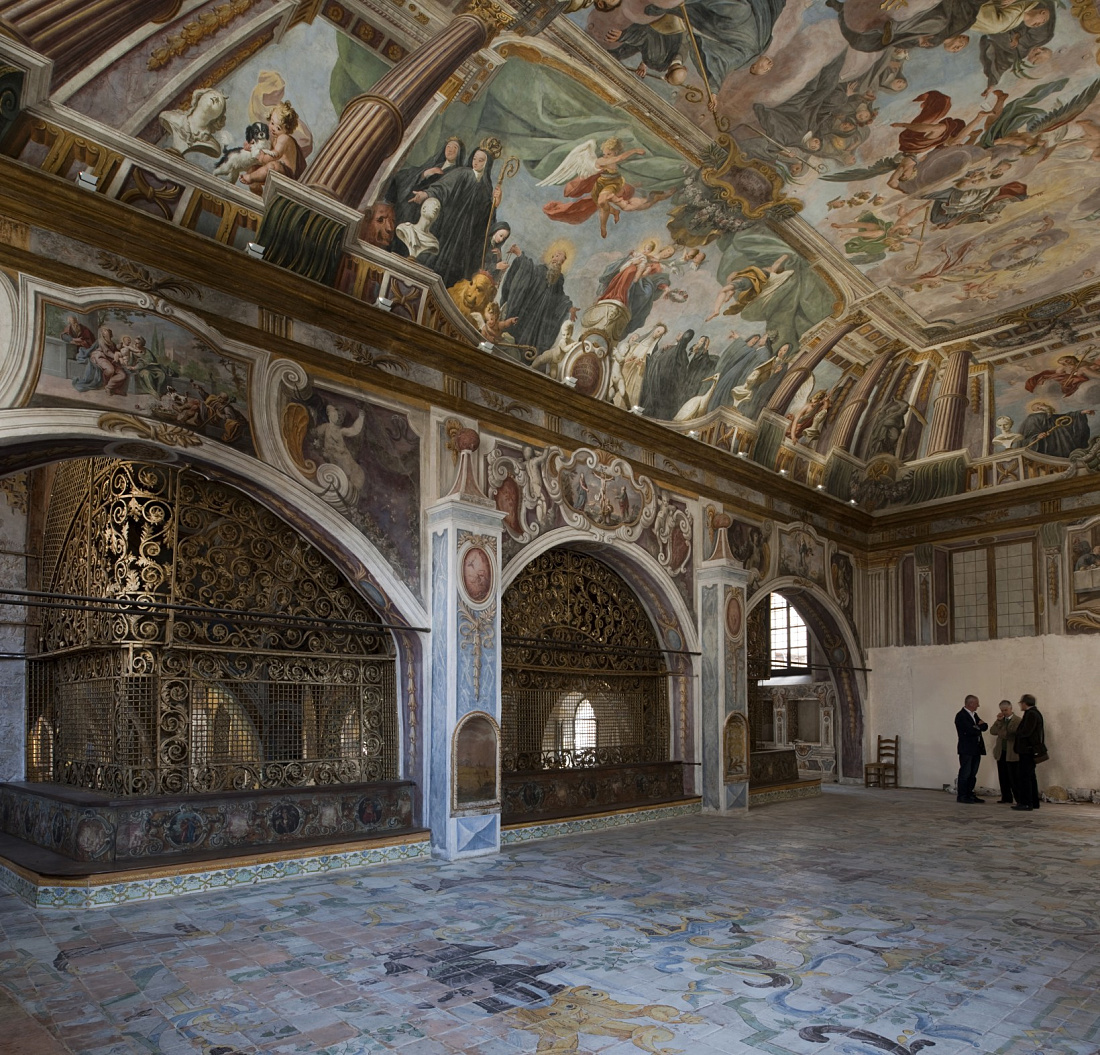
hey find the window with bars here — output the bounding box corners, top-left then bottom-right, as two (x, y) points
(769, 593), (809, 675)
(951, 541), (1036, 641)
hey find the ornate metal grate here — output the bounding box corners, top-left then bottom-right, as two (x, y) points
(747, 599), (771, 747)
(27, 459), (398, 795)
(501, 549), (670, 772)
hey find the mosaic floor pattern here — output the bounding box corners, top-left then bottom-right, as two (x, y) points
(0, 785), (1097, 1055)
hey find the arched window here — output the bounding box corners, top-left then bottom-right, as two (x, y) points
(502, 548), (670, 774)
(190, 684), (261, 769)
(574, 699), (597, 752)
(28, 716), (54, 782)
(541, 693), (599, 766)
(769, 592), (809, 675)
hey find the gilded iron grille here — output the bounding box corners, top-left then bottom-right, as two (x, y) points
(747, 599), (771, 747)
(27, 459), (398, 794)
(501, 549), (670, 772)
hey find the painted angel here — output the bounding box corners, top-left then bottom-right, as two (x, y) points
(538, 136), (647, 237)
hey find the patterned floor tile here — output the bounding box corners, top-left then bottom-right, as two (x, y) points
(0, 786), (1098, 1054)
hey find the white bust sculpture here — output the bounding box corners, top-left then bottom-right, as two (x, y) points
(159, 88), (229, 157)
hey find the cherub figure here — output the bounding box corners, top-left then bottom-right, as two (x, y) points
(240, 101), (304, 194)
(530, 318), (587, 379)
(681, 246), (706, 269)
(479, 302), (519, 344)
(538, 137), (649, 237)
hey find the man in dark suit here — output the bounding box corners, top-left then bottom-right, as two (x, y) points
(955, 694), (988, 803)
(1012, 693), (1045, 811)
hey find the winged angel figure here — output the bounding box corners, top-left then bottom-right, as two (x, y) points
(538, 137), (672, 237)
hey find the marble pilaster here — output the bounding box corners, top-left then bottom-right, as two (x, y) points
(427, 428), (505, 859)
(697, 515), (750, 813)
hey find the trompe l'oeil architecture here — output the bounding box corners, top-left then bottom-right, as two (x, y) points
(0, 0), (1099, 906)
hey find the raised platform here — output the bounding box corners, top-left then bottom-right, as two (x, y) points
(750, 747), (800, 789)
(502, 761), (687, 825)
(502, 797), (702, 845)
(749, 777), (823, 806)
(0, 779), (417, 863)
(0, 828), (431, 909)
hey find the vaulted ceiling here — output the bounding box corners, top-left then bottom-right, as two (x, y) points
(4, 0), (1100, 512)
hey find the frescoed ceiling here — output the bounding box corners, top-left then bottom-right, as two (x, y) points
(7, 0), (1100, 511)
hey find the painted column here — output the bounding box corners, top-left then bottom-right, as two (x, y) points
(766, 317), (862, 416)
(304, 0), (511, 206)
(830, 344), (899, 453)
(925, 345), (973, 455)
(0, 0), (181, 85)
(427, 426), (505, 859)
(697, 513), (751, 813)
(753, 316), (862, 468)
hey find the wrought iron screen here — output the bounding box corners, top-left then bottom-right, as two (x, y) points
(747, 599), (771, 747)
(27, 459), (398, 795)
(501, 549), (670, 772)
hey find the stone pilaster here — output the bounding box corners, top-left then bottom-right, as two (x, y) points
(697, 513), (750, 813)
(427, 427), (505, 859)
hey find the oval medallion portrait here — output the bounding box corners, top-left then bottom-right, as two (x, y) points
(725, 593), (743, 640)
(461, 545), (493, 605)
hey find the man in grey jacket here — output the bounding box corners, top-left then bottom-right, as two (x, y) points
(989, 699), (1020, 804)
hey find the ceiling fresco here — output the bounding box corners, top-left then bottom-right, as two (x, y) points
(22, 0), (1100, 506)
(570, 0), (1100, 328)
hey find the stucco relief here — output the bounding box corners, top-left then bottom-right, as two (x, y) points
(488, 444), (693, 575)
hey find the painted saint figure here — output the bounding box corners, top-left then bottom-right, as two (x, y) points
(398, 140), (503, 289)
(314, 404), (367, 492)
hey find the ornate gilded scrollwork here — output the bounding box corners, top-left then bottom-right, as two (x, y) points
(500, 548), (669, 773)
(30, 458), (398, 795)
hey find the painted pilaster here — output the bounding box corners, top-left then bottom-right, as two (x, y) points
(697, 513), (750, 813)
(427, 427), (505, 859)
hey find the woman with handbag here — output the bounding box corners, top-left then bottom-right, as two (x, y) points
(1012, 694), (1046, 812)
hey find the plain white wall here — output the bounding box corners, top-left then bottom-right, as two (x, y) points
(867, 635), (1100, 795)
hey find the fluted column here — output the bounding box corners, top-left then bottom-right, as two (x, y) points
(925, 345), (973, 455)
(305, 0), (511, 206)
(0, 0), (180, 84)
(766, 316), (862, 416)
(831, 342), (900, 453)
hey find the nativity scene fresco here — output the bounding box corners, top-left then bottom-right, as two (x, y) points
(26, 0), (1100, 498)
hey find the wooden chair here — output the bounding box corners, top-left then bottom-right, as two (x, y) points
(864, 736), (899, 788)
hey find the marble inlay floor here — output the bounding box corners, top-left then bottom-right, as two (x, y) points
(0, 786), (1098, 1055)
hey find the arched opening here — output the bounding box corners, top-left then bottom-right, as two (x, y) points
(746, 585), (865, 786)
(1, 455), (419, 869)
(27, 457), (401, 796)
(500, 547), (685, 823)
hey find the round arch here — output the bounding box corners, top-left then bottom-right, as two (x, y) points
(0, 408), (429, 786)
(746, 577), (867, 780)
(500, 526), (699, 769)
